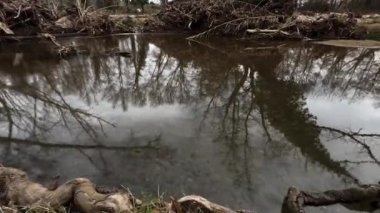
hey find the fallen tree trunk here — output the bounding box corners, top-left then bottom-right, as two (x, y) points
(282, 185), (380, 213)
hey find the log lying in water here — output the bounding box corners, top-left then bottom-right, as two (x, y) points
(0, 166), (250, 213)
(282, 185), (380, 213)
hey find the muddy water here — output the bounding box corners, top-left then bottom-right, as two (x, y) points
(0, 35), (380, 212)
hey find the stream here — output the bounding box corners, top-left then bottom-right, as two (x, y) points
(0, 34), (380, 212)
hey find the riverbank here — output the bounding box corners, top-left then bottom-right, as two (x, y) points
(0, 0), (164, 37)
(1, 0), (380, 41)
(1, 166), (380, 213)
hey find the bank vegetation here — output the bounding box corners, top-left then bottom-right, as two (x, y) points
(0, 0), (379, 40)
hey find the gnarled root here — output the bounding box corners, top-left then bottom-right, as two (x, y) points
(0, 166), (135, 213)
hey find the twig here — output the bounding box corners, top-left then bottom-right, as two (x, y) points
(13, 5), (22, 19)
(247, 28), (291, 35)
(187, 15), (284, 40)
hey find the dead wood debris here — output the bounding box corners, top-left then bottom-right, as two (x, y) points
(0, 0), (134, 36)
(158, 0), (364, 40)
(0, 0), (56, 35)
(0, 166), (255, 213)
(0, 0), (372, 40)
(38, 33), (79, 58)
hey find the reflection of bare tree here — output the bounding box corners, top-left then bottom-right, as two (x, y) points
(254, 62), (359, 183)
(150, 38), (363, 185)
(319, 125), (380, 166)
(59, 35), (196, 109)
(0, 37), (171, 172)
(0, 83), (111, 140)
(130, 35), (148, 106)
(224, 67), (257, 189)
(219, 66), (256, 188)
(277, 44), (379, 99)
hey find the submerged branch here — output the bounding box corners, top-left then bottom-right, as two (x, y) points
(0, 136), (161, 151)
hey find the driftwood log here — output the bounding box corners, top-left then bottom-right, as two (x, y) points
(282, 185), (380, 213)
(0, 166), (136, 212)
(0, 166), (251, 213)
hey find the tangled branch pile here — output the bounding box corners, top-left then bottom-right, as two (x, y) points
(0, 0), (134, 36)
(158, 0), (287, 34)
(0, 0), (56, 35)
(158, 0), (364, 39)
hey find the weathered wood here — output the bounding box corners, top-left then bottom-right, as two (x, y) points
(0, 22), (14, 35)
(314, 39), (380, 48)
(282, 185), (380, 213)
(247, 29), (290, 36)
(0, 166), (134, 213)
(175, 195), (238, 213)
(0, 166), (248, 213)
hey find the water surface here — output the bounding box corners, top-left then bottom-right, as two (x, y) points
(0, 35), (380, 212)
